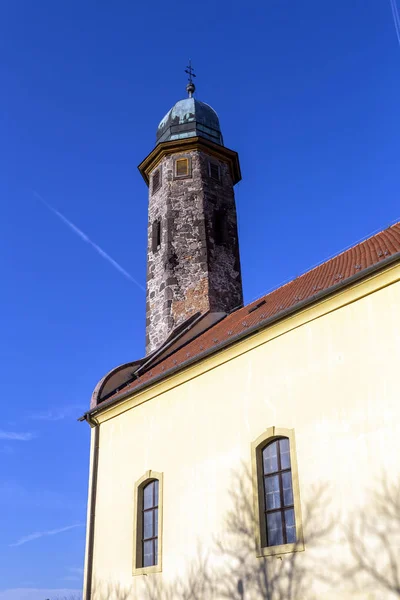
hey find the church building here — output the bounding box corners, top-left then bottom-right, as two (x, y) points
(80, 76), (400, 600)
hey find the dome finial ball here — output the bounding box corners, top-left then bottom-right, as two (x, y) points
(186, 82), (195, 98)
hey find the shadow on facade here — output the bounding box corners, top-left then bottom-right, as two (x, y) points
(342, 475), (400, 598)
(90, 469), (400, 599)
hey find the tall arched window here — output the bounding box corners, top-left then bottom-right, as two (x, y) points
(142, 479), (159, 567)
(262, 437), (296, 546)
(133, 470), (163, 575)
(252, 427), (304, 557)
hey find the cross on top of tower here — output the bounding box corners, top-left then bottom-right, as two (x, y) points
(185, 60), (196, 97)
(185, 60), (196, 83)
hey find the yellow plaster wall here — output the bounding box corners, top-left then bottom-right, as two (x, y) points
(87, 267), (400, 599)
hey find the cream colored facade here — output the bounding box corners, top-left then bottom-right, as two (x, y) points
(83, 261), (400, 600)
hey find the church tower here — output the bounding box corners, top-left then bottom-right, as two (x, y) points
(139, 74), (243, 355)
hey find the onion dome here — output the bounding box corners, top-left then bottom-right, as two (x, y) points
(156, 96), (223, 146)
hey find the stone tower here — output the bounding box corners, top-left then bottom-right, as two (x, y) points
(139, 82), (243, 355)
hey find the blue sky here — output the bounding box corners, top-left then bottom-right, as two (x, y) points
(1, 1), (400, 598)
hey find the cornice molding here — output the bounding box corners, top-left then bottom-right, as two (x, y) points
(138, 137), (241, 185)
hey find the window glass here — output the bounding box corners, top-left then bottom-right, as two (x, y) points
(143, 540), (154, 567)
(143, 510), (153, 539)
(176, 158), (189, 177)
(143, 481), (154, 509)
(282, 471), (294, 506)
(267, 512), (283, 546)
(285, 508), (296, 543)
(265, 475), (281, 510)
(262, 437), (296, 547)
(141, 480), (159, 567)
(263, 441), (278, 474)
(279, 438), (291, 469)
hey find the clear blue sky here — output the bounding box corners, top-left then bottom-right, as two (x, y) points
(1, 1), (399, 598)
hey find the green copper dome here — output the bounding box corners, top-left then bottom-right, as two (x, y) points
(156, 97), (223, 146)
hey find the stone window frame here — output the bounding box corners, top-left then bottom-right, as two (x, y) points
(152, 167), (162, 195)
(208, 160), (221, 182)
(251, 427), (304, 557)
(173, 155), (192, 180)
(132, 470), (163, 576)
(152, 219), (162, 253)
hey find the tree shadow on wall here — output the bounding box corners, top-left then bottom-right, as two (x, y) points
(215, 464), (336, 600)
(343, 475), (400, 598)
(91, 464), (336, 600)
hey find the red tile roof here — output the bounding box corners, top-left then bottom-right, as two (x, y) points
(103, 221), (400, 404)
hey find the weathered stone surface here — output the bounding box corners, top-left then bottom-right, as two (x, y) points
(145, 148), (243, 354)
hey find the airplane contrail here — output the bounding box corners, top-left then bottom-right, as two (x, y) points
(9, 523), (84, 547)
(33, 191), (145, 292)
(390, 0), (400, 47)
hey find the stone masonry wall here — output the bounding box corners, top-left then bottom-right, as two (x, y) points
(145, 149), (243, 355)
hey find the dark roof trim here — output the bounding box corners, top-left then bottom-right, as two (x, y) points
(79, 251), (400, 423)
(136, 312), (203, 375)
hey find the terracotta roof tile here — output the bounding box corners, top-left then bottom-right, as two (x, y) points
(103, 222), (400, 403)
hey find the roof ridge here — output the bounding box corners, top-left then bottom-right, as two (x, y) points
(245, 219), (400, 309)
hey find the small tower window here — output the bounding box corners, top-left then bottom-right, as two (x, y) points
(152, 220), (161, 252)
(175, 157), (190, 178)
(209, 161), (221, 182)
(214, 209), (227, 245)
(152, 168), (161, 194)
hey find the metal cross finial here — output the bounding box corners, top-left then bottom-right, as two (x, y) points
(185, 60), (196, 83)
(185, 60), (196, 97)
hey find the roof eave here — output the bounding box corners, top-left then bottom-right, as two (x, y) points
(79, 251), (400, 424)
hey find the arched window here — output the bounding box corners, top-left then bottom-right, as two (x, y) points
(142, 479), (159, 567)
(133, 470), (163, 575)
(252, 427), (304, 557)
(262, 437), (295, 546)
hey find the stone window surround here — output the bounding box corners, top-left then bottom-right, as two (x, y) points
(132, 470), (164, 575)
(251, 427), (304, 557)
(173, 154), (192, 180)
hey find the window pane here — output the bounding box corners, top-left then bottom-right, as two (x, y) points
(282, 471), (294, 506)
(143, 540), (154, 567)
(154, 507), (158, 535)
(263, 442), (278, 474)
(143, 510), (153, 539)
(143, 482), (154, 509)
(267, 511), (283, 546)
(176, 159), (188, 176)
(265, 474), (281, 510)
(154, 480), (159, 505)
(279, 438), (291, 469)
(154, 538), (158, 563)
(285, 508), (296, 543)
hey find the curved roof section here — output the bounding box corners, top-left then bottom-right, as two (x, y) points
(90, 360), (145, 408)
(156, 98), (223, 146)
